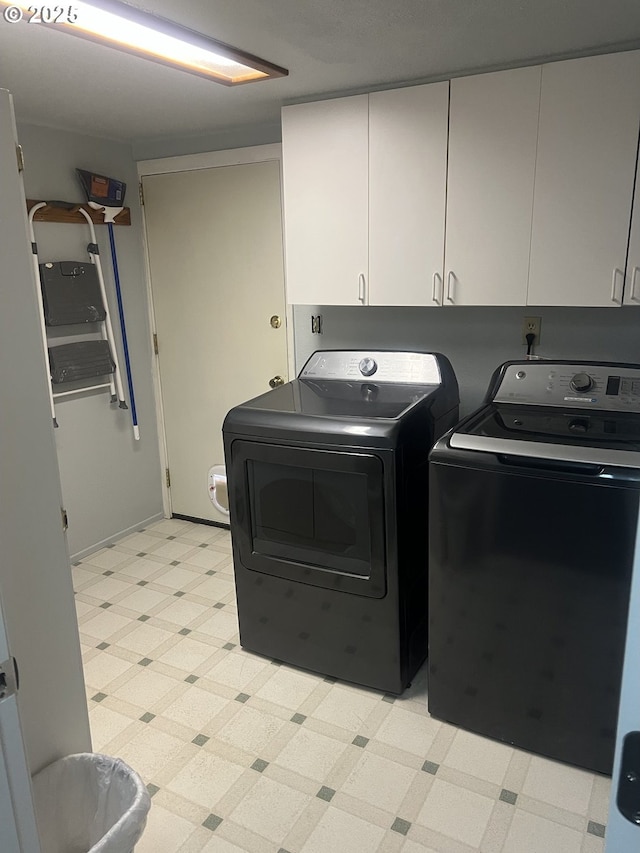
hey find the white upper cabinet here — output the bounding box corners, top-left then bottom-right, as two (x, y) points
(281, 50), (640, 309)
(444, 66), (541, 306)
(368, 83), (449, 306)
(528, 51), (640, 307)
(281, 95), (369, 305)
(624, 150), (640, 305)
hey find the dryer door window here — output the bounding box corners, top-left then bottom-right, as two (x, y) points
(249, 461), (371, 575)
(230, 441), (387, 598)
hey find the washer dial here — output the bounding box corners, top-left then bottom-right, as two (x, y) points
(570, 372), (594, 393)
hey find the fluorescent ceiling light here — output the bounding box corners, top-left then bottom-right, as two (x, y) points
(1, 0), (288, 85)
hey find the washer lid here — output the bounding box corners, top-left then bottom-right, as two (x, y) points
(449, 403), (640, 467)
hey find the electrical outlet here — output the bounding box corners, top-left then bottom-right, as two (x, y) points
(522, 316), (542, 345)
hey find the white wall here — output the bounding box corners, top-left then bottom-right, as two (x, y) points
(17, 122), (164, 557)
(294, 304), (640, 414)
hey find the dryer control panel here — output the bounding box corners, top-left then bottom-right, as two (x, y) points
(300, 351), (442, 384)
(494, 362), (640, 411)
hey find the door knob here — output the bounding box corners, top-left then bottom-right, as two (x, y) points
(269, 375), (285, 388)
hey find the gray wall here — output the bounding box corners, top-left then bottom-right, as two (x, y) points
(1, 90), (90, 775)
(132, 120), (281, 161)
(294, 304), (640, 414)
(17, 122), (164, 557)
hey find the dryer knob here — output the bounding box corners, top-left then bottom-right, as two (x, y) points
(359, 357), (378, 377)
(570, 372), (594, 393)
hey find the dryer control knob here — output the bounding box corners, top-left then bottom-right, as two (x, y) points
(570, 372), (594, 393)
(359, 357), (378, 377)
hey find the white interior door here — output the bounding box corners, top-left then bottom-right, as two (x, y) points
(143, 159), (288, 523)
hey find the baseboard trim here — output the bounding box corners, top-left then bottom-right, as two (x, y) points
(69, 512), (165, 562)
(172, 513), (230, 531)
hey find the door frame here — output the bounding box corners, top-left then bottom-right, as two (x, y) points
(137, 144), (294, 518)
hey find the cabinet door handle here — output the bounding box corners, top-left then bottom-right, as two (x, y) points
(358, 273), (367, 305)
(432, 272), (442, 305)
(611, 268), (623, 305)
(446, 271), (455, 303)
(630, 266), (640, 303)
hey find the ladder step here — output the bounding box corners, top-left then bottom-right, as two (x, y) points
(39, 260), (107, 326)
(48, 340), (115, 384)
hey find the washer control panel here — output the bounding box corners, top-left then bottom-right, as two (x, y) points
(300, 351), (442, 384)
(494, 362), (640, 412)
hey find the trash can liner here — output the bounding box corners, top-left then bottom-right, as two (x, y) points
(32, 753), (151, 853)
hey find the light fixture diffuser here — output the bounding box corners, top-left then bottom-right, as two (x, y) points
(1, 0), (288, 85)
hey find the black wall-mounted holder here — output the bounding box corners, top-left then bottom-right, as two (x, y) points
(617, 731), (640, 826)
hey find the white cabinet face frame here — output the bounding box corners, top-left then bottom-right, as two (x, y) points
(444, 65), (541, 307)
(368, 82), (449, 306)
(528, 50), (640, 307)
(281, 95), (369, 306)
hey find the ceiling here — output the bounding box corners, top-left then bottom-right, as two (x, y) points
(2, 0), (640, 150)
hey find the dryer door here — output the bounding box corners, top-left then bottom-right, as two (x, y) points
(229, 440), (387, 598)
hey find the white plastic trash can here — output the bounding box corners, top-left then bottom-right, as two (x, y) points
(32, 753), (151, 853)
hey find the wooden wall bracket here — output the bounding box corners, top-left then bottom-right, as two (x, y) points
(26, 199), (131, 226)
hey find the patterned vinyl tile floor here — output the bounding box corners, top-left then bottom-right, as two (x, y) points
(73, 518), (609, 853)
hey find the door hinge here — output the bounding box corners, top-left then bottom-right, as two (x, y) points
(61, 507), (69, 530)
(16, 144), (24, 173)
(153, 333), (159, 355)
(139, 182), (144, 206)
(165, 468), (171, 488)
(0, 657), (19, 701)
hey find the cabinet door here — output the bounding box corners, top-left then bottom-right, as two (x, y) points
(444, 66), (541, 306)
(624, 150), (640, 305)
(368, 83), (448, 306)
(528, 51), (640, 307)
(281, 96), (369, 305)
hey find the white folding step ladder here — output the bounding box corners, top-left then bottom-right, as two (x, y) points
(28, 202), (127, 427)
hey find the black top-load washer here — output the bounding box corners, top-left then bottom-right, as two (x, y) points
(428, 359), (640, 774)
(223, 350), (459, 694)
